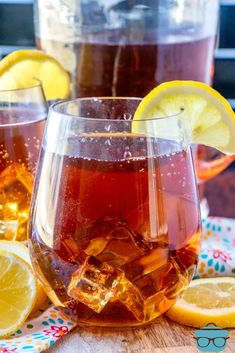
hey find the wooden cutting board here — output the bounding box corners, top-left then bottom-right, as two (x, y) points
(47, 316), (235, 353)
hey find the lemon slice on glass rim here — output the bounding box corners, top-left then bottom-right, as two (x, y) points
(133, 81), (235, 154)
(166, 277), (235, 328)
(0, 49), (70, 100)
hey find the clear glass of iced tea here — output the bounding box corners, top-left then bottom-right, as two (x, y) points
(0, 80), (47, 241)
(29, 98), (201, 327)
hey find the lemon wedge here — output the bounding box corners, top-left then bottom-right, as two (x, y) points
(0, 240), (48, 313)
(166, 277), (235, 328)
(133, 81), (235, 154)
(0, 250), (37, 337)
(0, 49), (70, 100)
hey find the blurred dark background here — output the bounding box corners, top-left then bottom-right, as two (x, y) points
(0, 0), (235, 106)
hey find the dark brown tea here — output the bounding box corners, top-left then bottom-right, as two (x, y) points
(37, 34), (215, 97)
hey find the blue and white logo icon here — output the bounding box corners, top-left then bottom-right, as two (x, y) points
(194, 323), (229, 352)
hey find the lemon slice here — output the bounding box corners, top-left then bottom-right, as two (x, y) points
(133, 81), (235, 154)
(0, 49), (70, 100)
(0, 250), (37, 337)
(166, 277), (235, 328)
(0, 240), (48, 312)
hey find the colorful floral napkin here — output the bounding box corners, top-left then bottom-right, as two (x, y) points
(1, 216), (235, 353)
(0, 305), (75, 353)
(195, 217), (235, 278)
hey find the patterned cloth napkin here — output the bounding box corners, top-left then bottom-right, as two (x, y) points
(195, 217), (235, 277)
(0, 306), (75, 353)
(1, 217), (235, 353)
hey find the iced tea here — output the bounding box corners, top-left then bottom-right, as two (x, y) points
(74, 35), (215, 97)
(0, 109), (45, 240)
(30, 133), (200, 327)
(37, 34), (215, 97)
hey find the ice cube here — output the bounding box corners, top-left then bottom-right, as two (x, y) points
(122, 243), (169, 282)
(67, 256), (123, 313)
(0, 202), (18, 239)
(0, 162), (33, 192)
(77, 214), (128, 256)
(138, 258), (191, 322)
(0, 201), (18, 220)
(144, 291), (172, 322)
(96, 224), (150, 266)
(68, 255), (145, 320)
(0, 163), (33, 239)
(117, 275), (144, 322)
(82, 215), (149, 266)
(84, 237), (110, 257)
(163, 257), (193, 300)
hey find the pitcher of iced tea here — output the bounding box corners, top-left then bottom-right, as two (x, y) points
(29, 98), (201, 327)
(34, 0), (232, 213)
(35, 0), (219, 97)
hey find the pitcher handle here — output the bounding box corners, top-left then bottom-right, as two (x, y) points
(193, 148), (235, 182)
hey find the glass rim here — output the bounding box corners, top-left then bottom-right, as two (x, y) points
(0, 78), (43, 93)
(0, 78), (47, 127)
(50, 97), (183, 122)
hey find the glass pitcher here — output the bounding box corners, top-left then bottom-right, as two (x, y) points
(35, 0), (234, 206)
(34, 0), (219, 98)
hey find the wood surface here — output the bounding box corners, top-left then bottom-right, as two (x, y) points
(47, 315), (235, 353)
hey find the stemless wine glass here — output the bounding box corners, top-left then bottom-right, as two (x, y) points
(0, 80), (47, 241)
(29, 98), (201, 327)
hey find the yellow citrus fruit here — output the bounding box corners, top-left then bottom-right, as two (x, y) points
(133, 80), (235, 154)
(0, 49), (70, 100)
(0, 250), (37, 337)
(0, 240), (48, 312)
(166, 277), (235, 328)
